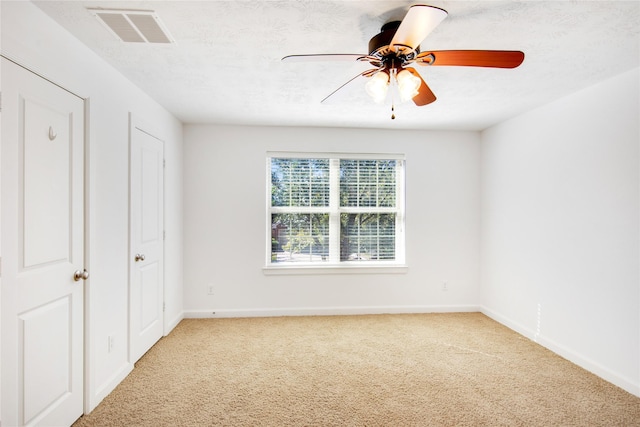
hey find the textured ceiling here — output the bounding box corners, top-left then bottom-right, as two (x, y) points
(33, 0), (640, 130)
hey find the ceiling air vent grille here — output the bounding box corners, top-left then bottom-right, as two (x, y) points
(89, 9), (174, 44)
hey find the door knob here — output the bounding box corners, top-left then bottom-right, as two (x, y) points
(73, 269), (89, 281)
(134, 253), (146, 262)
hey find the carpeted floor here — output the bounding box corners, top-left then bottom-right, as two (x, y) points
(73, 313), (640, 426)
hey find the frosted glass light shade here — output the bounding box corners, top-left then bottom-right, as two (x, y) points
(365, 71), (390, 103)
(397, 69), (421, 101)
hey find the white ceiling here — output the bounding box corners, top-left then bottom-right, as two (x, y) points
(33, 0), (640, 131)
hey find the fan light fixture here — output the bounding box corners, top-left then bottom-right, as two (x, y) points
(365, 71), (390, 103)
(365, 69), (422, 104)
(396, 69), (421, 101)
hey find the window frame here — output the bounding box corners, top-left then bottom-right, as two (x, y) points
(265, 151), (407, 274)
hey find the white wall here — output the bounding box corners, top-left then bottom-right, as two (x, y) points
(184, 125), (481, 316)
(480, 67), (640, 396)
(1, 1), (184, 413)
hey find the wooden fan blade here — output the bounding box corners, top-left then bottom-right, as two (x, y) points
(389, 5), (447, 51)
(282, 54), (366, 62)
(404, 67), (436, 106)
(321, 70), (376, 104)
(417, 50), (525, 68)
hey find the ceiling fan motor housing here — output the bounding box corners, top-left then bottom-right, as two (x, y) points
(368, 21), (420, 66)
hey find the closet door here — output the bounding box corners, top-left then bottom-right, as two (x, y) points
(1, 58), (86, 426)
(129, 118), (165, 362)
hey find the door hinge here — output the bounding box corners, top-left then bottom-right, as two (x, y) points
(163, 230), (166, 240)
(163, 302), (166, 312)
(163, 159), (166, 168)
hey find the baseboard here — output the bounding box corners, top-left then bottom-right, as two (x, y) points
(164, 311), (184, 336)
(184, 305), (480, 319)
(480, 306), (640, 398)
(87, 361), (133, 413)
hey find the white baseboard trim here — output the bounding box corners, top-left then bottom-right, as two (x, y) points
(184, 305), (480, 319)
(480, 306), (640, 398)
(164, 311), (184, 336)
(88, 361), (133, 414)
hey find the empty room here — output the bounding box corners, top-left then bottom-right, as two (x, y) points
(1, 1), (639, 426)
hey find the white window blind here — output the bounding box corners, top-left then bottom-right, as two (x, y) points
(268, 153), (405, 267)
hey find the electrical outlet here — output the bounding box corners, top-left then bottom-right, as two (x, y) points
(442, 281), (448, 291)
(207, 284), (215, 295)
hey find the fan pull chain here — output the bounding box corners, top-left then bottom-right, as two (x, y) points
(389, 63), (397, 120)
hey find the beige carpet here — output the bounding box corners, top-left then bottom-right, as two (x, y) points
(73, 313), (640, 426)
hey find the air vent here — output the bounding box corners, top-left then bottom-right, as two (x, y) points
(89, 9), (174, 44)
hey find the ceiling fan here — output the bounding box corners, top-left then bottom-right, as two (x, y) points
(282, 4), (525, 118)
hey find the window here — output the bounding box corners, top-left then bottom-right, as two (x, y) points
(267, 153), (405, 268)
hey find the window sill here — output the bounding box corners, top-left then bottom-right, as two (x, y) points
(262, 264), (409, 275)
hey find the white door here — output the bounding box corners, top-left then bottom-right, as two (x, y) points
(1, 58), (85, 426)
(129, 118), (164, 362)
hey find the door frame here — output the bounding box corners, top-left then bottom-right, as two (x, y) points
(82, 97), (92, 415)
(127, 112), (166, 364)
